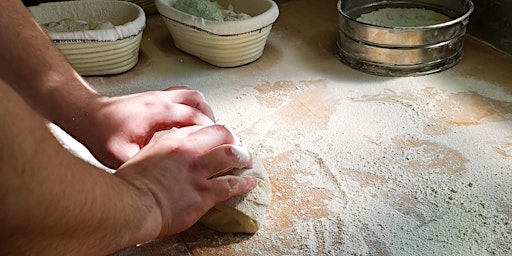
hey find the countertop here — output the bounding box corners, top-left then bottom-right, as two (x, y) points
(60, 0), (512, 255)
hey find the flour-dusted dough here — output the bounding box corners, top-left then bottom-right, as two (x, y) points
(199, 158), (271, 233)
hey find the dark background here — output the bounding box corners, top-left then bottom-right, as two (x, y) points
(467, 0), (512, 54)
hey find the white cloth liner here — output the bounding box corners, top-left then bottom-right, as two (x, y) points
(156, 0), (279, 36)
(29, 0), (146, 42)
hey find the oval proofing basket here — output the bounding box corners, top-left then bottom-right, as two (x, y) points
(30, 0), (146, 76)
(156, 0), (279, 67)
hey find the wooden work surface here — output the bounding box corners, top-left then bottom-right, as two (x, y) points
(69, 0), (512, 255)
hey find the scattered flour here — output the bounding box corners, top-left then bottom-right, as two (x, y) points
(41, 18), (115, 33)
(66, 12), (511, 255)
(357, 7), (451, 27)
(174, 0), (251, 22)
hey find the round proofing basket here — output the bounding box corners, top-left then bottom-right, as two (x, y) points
(156, 0), (279, 67)
(336, 0), (474, 76)
(30, 0), (146, 76)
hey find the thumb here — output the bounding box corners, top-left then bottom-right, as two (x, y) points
(123, 143), (140, 160)
(106, 143), (140, 169)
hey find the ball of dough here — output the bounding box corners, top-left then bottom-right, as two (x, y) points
(199, 158), (271, 233)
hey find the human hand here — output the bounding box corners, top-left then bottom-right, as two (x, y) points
(115, 125), (258, 238)
(76, 86), (215, 169)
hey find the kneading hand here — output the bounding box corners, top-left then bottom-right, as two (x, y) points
(115, 124), (258, 237)
(76, 86), (216, 169)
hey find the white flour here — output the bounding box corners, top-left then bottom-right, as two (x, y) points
(357, 8), (451, 27)
(57, 11), (511, 255)
(174, 0), (251, 22)
(41, 18), (114, 33)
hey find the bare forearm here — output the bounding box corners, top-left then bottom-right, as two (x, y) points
(0, 0), (104, 133)
(0, 81), (159, 255)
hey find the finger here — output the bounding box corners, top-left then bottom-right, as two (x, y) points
(120, 143), (140, 162)
(151, 125), (229, 147)
(148, 125), (206, 145)
(179, 125), (239, 153)
(104, 139), (142, 169)
(162, 88), (215, 122)
(157, 103), (215, 127)
(208, 175), (258, 202)
(163, 85), (192, 91)
(197, 144), (253, 178)
(168, 125), (206, 140)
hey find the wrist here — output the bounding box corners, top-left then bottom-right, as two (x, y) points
(46, 73), (109, 148)
(115, 171), (163, 244)
(49, 74), (105, 130)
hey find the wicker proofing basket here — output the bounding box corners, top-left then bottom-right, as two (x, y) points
(156, 0), (279, 67)
(30, 0), (146, 76)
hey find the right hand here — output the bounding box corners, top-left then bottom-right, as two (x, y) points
(115, 124), (258, 238)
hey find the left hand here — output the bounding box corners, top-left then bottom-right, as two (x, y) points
(74, 86), (216, 169)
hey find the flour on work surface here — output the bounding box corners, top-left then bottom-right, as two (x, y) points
(55, 77), (512, 255)
(206, 79), (510, 255)
(357, 8), (451, 27)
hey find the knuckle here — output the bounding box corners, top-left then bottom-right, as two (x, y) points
(206, 124), (230, 135)
(223, 145), (240, 165)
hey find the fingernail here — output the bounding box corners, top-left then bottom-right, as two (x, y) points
(230, 145), (252, 168)
(198, 91), (208, 104)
